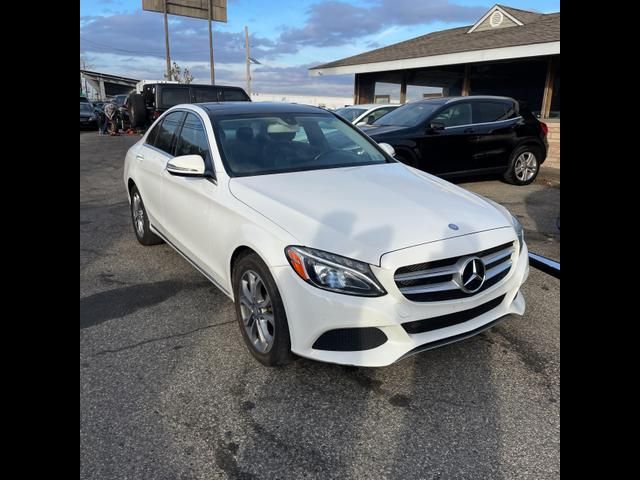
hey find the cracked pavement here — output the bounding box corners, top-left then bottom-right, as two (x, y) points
(80, 131), (559, 479)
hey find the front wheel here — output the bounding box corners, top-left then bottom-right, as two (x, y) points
(233, 253), (295, 366)
(504, 146), (541, 185)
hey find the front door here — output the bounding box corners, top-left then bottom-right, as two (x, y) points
(417, 101), (475, 174)
(161, 112), (226, 285)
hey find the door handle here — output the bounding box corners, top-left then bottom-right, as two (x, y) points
(136, 154), (144, 161)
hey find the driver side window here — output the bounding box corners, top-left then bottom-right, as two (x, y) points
(431, 103), (472, 128)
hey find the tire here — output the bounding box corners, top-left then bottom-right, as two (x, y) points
(129, 94), (147, 129)
(232, 253), (295, 367)
(504, 145), (541, 185)
(130, 185), (163, 246)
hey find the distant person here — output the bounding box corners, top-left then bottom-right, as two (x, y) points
(103, 102), (118, 135)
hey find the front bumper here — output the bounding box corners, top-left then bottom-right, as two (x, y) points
(272, 229), (529, 367)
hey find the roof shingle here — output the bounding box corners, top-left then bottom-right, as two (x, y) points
(310, 9), (559, 71)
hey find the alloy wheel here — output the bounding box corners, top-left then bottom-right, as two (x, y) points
(239, 270), (275, 353)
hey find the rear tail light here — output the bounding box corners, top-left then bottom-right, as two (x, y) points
(540, 122), (548, 136)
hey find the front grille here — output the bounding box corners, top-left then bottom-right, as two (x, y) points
(402, 294), (506, 334)
(394, 241), (515, 302)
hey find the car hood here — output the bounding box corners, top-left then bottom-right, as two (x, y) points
(228, 163), (511, 266)
(359, 124), (408, 137)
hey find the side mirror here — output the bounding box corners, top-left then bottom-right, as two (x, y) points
(428, 121), (445, 132)
(167, 154), (206, 177)
(356, 121), (368, 127)
(378, 142), (396, 158)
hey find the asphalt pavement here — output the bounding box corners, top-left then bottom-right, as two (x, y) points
(80, 131), (560, 480)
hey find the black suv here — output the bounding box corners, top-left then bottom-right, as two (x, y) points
(128, 83), (250, 129)
(361, 96), (548, 185)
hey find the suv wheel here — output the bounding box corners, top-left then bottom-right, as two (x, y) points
(504, 145), (541, 185)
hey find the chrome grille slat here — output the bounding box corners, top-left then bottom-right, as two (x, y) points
(485, 260), (512, 280)
(394, 241), (515, 302)
(399, 280), (458, 295)
(481, 247), (513, 265)
(394, 265), (457, 282)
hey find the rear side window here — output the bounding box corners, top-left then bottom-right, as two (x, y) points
(153, 111), (185, 155)
(221, 89), (250, 101)
(432, 103), (472, 127)
(175, 113), (211, 166)
(472, 102), (511, 124)
(193, 88), (220, 103)
(161, 88), (190, 107)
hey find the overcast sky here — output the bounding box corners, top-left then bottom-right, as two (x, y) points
(80, 0), (560, 96)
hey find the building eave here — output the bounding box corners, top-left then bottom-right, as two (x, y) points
(308, 41), (560, 77)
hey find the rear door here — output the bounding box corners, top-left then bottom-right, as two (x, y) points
(136, 111), (185, 229)
(470, 100), (520, 169)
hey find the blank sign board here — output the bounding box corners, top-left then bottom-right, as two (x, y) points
(142, 0), (227, 22)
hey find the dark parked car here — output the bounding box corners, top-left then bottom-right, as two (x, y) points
(80, 102), (98, 129)
(361, 96), (548, 185)
(127, 83), (251, 129)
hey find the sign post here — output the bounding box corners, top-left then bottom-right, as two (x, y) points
(142, 1), (227, 84)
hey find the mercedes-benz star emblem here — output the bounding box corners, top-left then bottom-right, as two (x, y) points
(457, 257), (486, 293)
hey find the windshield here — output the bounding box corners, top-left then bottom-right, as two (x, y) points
(80, 103), (93, 112)
(113, 95), (128, 105)
(372, 102), (440, 127)
(334, 107), (366, 122)
(212, 113), (391, 177)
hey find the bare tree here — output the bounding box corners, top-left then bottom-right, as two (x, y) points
(164, 62), (194, 84)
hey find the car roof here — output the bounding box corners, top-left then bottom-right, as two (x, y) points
(340, 104), (400, 109)
(414, 95), (516, 105)
(198, 102), (329, 116)
(153, 83), (245, 89)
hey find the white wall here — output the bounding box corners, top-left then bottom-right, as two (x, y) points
(250, 92), (354, 110)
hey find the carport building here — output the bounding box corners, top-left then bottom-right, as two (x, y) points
(309, 4), (560, 166)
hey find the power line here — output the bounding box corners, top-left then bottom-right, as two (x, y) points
(79, 36), (217, 55)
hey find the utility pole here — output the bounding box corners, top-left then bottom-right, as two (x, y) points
(245, 26), (251, 96)
(163, 0), (172, 79)
(208, 0), (215, 84)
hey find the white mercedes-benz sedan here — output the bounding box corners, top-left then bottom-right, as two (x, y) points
(124, 102), (529, 367)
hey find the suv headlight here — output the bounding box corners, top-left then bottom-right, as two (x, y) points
(512, 215), (524, 252)
(285, 246), (386, 297)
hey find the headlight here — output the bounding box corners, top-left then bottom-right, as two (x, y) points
(285, 246), (386, 297)
(512, 215), (524, 252)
